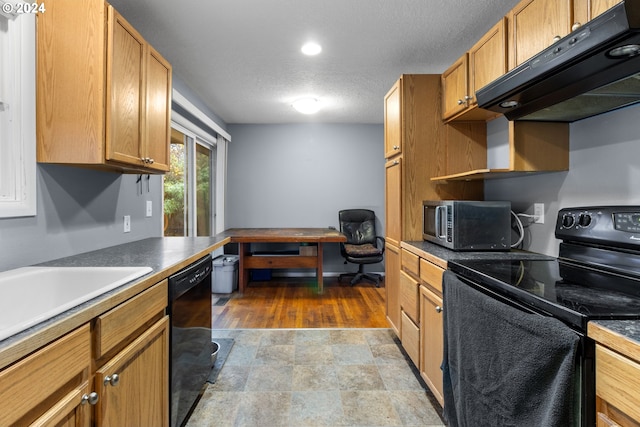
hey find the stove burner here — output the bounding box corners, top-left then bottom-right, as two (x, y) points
(555, 282), (640, 315)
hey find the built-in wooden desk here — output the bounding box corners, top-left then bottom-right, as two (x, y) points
(220, 228), (347, 293)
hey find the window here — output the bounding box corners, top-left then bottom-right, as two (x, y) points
(0, 7), (36, 218)
(163, 125), (216, 237)
(166, 89), (229, 236)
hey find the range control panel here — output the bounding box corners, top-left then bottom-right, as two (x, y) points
(613, 212), (640, 233)
(555, 206), (640, 249)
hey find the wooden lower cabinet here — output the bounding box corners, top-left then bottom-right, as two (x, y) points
(401, 311), (420, 366)
(595, 344), (640, 426)
(95, 316), (169, 427)
(420, 284), (445, 407)
(0, 325), (92, 426)
(0, 281), (169, 427)
(385, 243), (401, 335)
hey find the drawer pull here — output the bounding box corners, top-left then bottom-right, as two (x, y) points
(81, 392), (99, 405)
(104, 373), (120, 387)
(435, 306), (443, 313)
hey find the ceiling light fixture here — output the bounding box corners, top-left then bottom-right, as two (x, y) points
(292, 98), (321, 114)
(301, 42), (322, 56)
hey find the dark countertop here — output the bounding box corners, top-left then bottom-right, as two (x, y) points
(401, 240), (554, 269)
(38, 236), (229, 273)
(588, 320), (640, 362)
(592, 320), (640, 343)
(0, 236), (229, 369)
(403, 240), (640, 360)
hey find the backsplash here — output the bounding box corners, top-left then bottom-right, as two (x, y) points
(0, 165), (163, 272)
(485, 103), (640, 256)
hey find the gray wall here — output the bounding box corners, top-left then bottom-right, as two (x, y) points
(226, 123), (385, 274)
(0, 165), (164, 272)
(485, 103), (640, 256)
(0, 72), (220, 273)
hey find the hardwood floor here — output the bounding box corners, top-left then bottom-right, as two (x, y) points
(211, 277), (388, 329)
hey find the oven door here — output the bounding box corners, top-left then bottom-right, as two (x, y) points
(442, 271), (591, 426)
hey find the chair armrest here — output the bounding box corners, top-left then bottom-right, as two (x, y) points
(375, 236), (386, 254)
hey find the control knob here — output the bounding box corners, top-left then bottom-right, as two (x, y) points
(561, 214), (575, 228)
(578, 213), (592, 227)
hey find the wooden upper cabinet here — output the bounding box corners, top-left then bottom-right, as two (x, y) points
(441, 54), (468, 120)
(384, 79), (402, 159)
(145, 47), (172, 172)
(508, 0), (573, 70)
(442, 18), (506, 122)
(589, 0), (623, 20)
(106, 9), (145, 168)
(470, 18), (508, 102)
(37, 0), (172, 174)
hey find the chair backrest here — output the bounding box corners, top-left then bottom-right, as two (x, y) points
(339, 209), (377, 245)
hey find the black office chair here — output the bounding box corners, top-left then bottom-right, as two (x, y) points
(338, 209), (385, 287)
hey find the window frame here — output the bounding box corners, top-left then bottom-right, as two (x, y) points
(0, 10), (36, 218)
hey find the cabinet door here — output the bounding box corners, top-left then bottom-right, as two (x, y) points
(385, 243), (401, 336)
(95, 316), (169, 427)
(384, 79), (402, 159)
(385, 157), (402, 247)
(590, 0), (622, 19)
(36, 0), (107, 165)
(106, 7), (146, 167)
(420, 285), (444, 407)
(441, 54), (468, 119)
(144, 46), (172, 172)
(469, 18), (507, 101)
(0, 325), (91, 426)
(31, 382), (92, 427)
(509, 0), (572, 69)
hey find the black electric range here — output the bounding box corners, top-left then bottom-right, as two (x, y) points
(449, 206), (640, 334)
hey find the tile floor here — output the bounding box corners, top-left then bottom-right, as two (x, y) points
(185, 328), (445, 427)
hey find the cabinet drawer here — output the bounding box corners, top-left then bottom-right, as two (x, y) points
(420, 258), (444, 294)
(401, 249), (420, 278)
(0, 324), (91, 426)
(95, 279), (168, 358)
(401, 311), (420, 367)
(596, 344), (640, 422)
(400, 270), (419, 323)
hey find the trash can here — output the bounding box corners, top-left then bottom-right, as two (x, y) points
(212, 255), (239, 293)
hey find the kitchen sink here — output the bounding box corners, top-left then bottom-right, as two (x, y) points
(0, 266), (153, 342)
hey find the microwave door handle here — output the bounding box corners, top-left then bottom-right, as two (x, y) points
(435, 206), (447, 240)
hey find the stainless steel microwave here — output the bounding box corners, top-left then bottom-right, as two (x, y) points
(423, 200), (511, 251)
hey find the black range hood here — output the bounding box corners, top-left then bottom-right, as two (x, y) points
(477, 1), (640, 122)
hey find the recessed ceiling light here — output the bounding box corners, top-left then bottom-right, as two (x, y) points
(301, 42), (322, 56)
(292, 98), (321, 114)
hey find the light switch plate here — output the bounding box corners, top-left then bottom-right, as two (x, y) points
(123, 215), (131, 233)
(146, 201), (152, 217)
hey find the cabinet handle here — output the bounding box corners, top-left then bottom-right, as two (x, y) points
(457, 99), (464, 105)
(81, 392), (99, 405)
(393, 145), (400, 150)
(104, 373), (120, 386)
(147, 158), (154, 164)
(552, 35), (561, 43)
(141, 157), (155, 164)
(571, 22), (581, 31)
(435, 306), (443, 313)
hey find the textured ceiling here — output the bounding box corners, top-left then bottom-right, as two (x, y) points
(108, 0), (521, 124)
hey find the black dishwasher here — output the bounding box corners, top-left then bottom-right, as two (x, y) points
(168, 254), (213, 427)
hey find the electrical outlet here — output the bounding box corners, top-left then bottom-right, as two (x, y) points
(534, 203), (544, 224)
(146, 201), (152, 217)
(123, 215), (131, 233)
